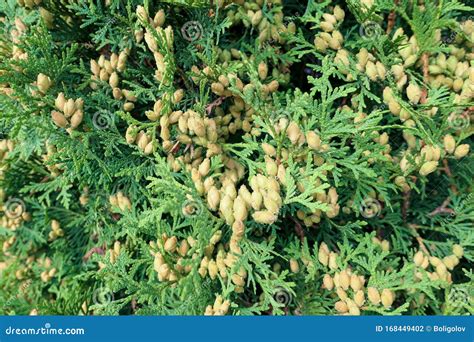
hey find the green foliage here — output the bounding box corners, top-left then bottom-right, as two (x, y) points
(0, 0), (472, 316)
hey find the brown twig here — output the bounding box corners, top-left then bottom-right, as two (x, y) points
(408, 224), (430, 255)
(386, 0), (400, 34)
(442, 159), (453, 178)
(428, 197), (454, 217)
(170, 140), (181, 154)
(415, 236), (430, 255)
(144, 58), (155, 69)
(206, 96), (226, 115)
(83, 247), (105, 262)
(131, 298), (137, 312)
(291, 217), (305, 243)
(442, 159), (458, 194)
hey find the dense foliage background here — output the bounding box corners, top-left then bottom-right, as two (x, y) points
(0, 0), (473, 315)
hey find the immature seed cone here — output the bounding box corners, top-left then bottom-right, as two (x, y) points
(443, 255), (457, 270)
(286, 122), (301, 144)
(406, 83), (421, 104)
(173, 89), (184, 104)
(124, 102), (135, 112)
(154, 9), (165, 27)
(454, 144), (469, 159)
(51, 111), (68, 128)
(348, 304), (361, 316)
(320, 21), (334, 32)
(125, 126), (137, 144)
(136, 5), (148, 22)
(37, 73), (51, 93)
(232, 220), (245, 238)
(452, 244), (464, 258)
(210, 230), (222, 245)
(70, 110), (83, 129)
(261, 143), (276, 156)
(306, 131), (321, 150)
(328, 252), (338, 270)
(314, 37), (328, 52)
(252, 210), (277, 224)
(233, 196), (248, 221)
(258, 62), (268, 80)
(419, 161), (438, 176)
(64, 99), (75, 117)
(443, 134), (456, 154)
(208, 260), (218, 280)
(381, 289), (394, 308)
(198, 158), (211, 177)
(323, 274), (334, 290)
(367, 287), (381, 305)
(436, 262), (447, 278)
(109, 72), (119, 88)
(339, 270), (350, 290)
(164, 236), (177, 252)
(354, 290), (365, 307)
(250, 191), (263, 210)
(430, 256), (441, 267)
(51, 219), (60, 231)
(267, 80), (279, 93)
(350, 274), (362, 291)
(158, 264), (170, 281)
(144, 141), (154, 155)
(207, 187), (220, 211)
(335, 301), (348, 313)
(55, 93), (66, 111)
(366, 61), (377, 80)
(413, 251), (424, 267)
(231, 273), (245, 287)
(333, 5), (345, 21)
(289, 258), (299, 273)
(336, 288), (347, 301)
(211, 82), (225, 95)
(265, 158), (278, 177)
